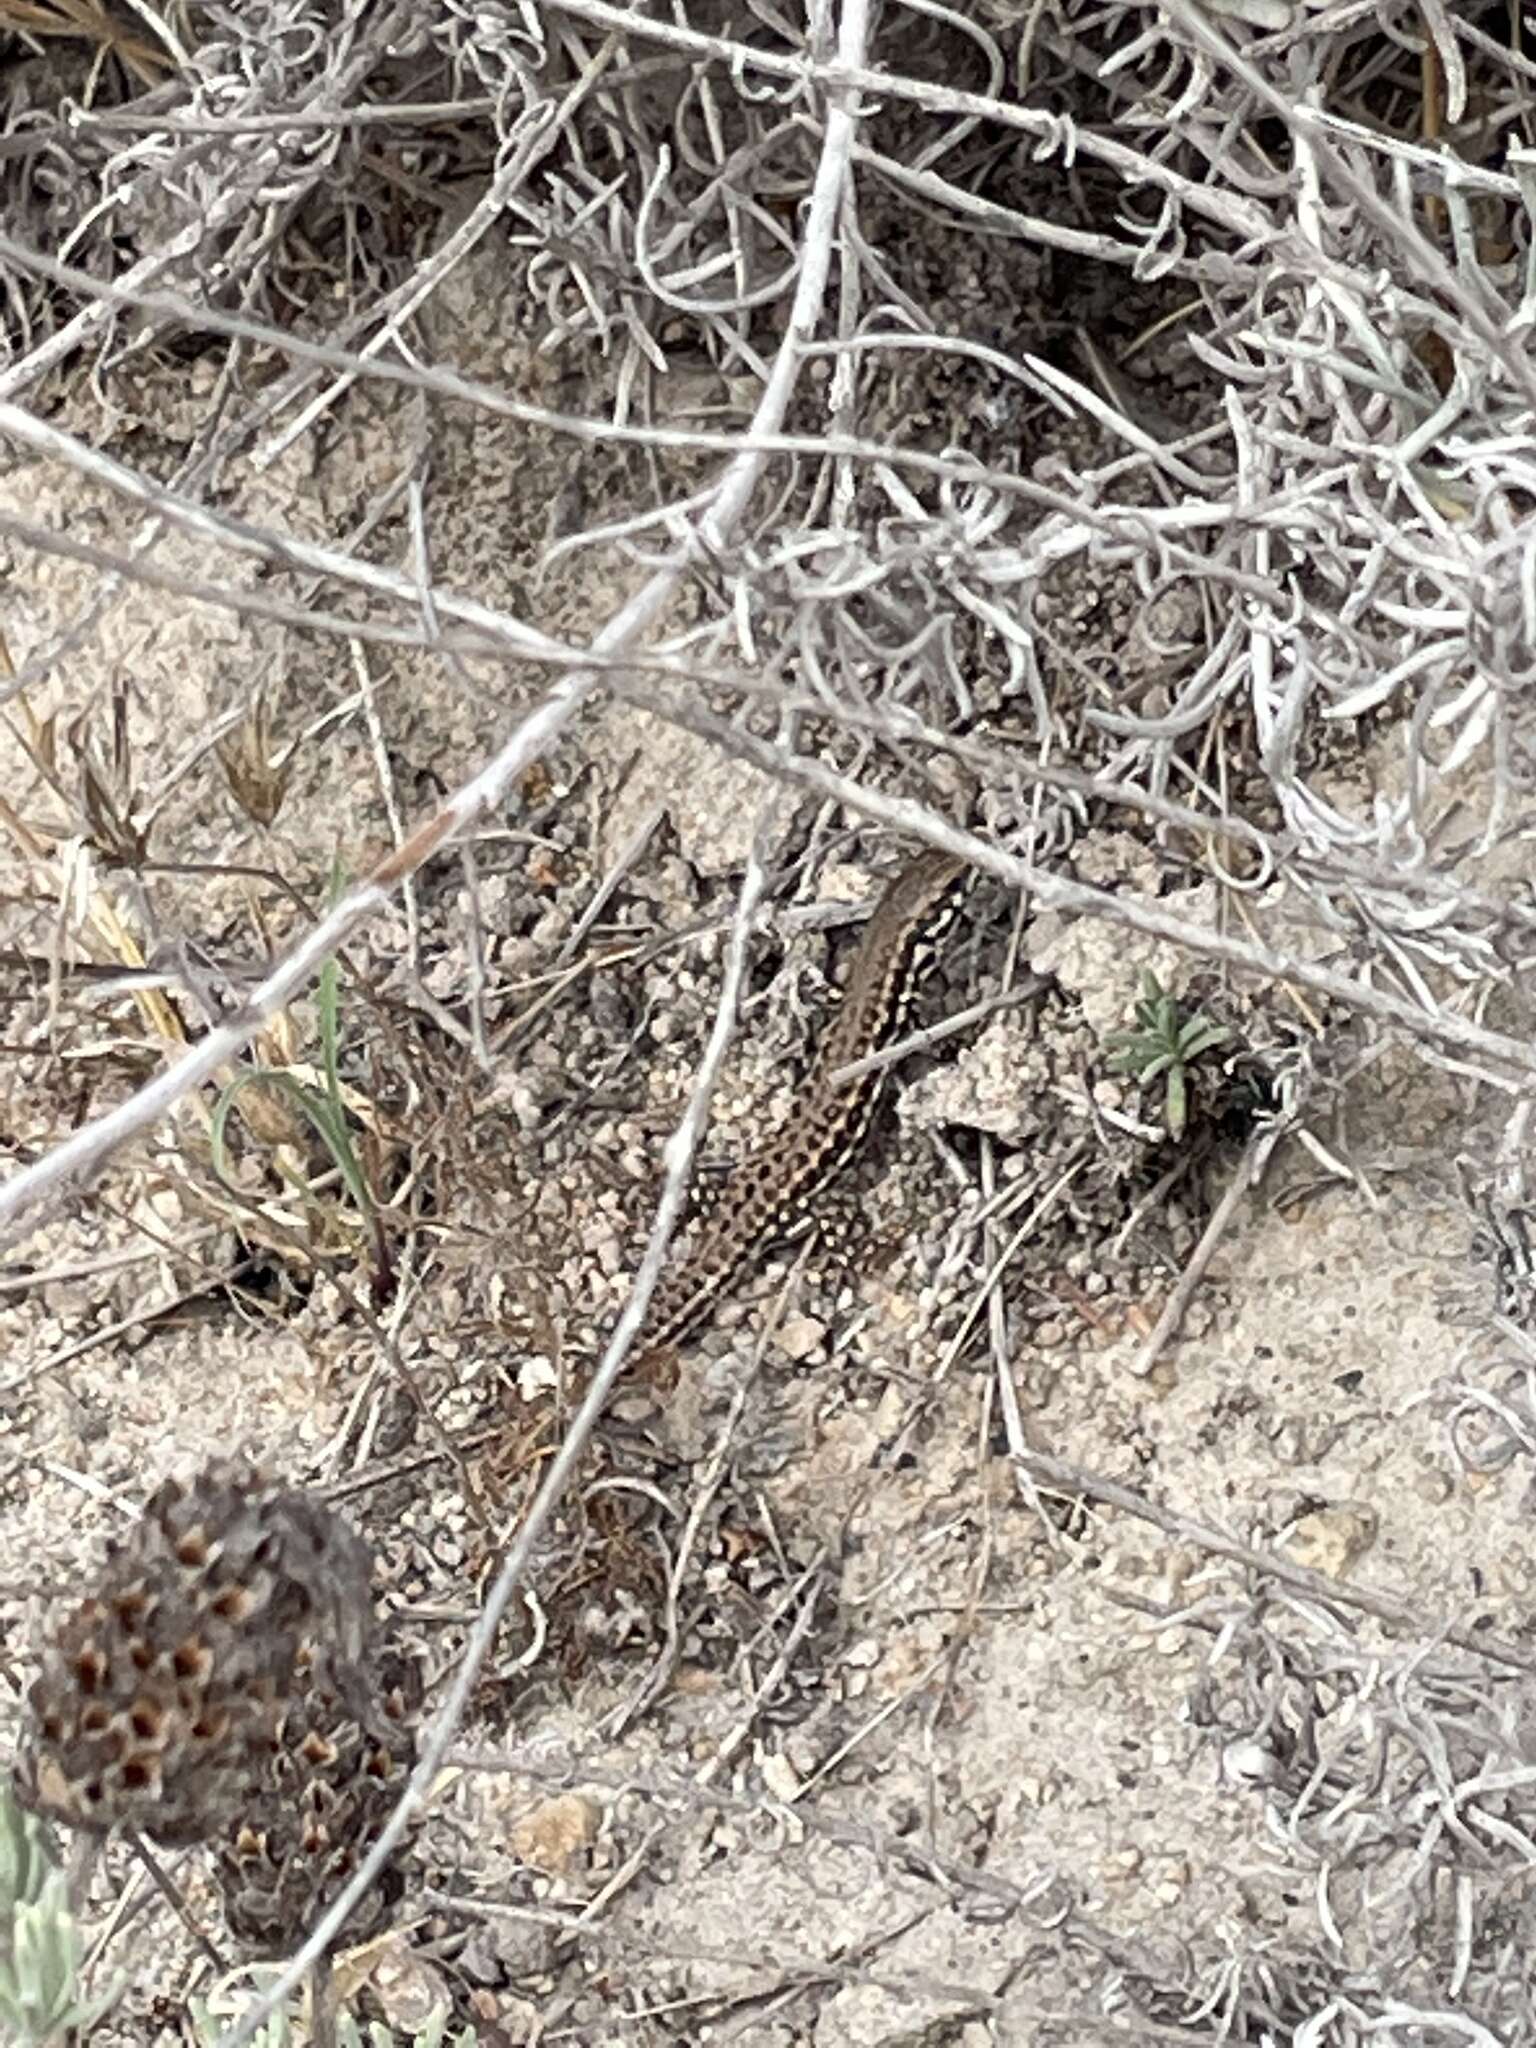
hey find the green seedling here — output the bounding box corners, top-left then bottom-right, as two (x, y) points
(188, 1965), (478, 2048)
(1106, 971), (1230, 1141)
(210, 864), (389, 1290)
(0, 1790), (121, 2044)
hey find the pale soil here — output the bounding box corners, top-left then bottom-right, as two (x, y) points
(0, 242), (1524, 2048)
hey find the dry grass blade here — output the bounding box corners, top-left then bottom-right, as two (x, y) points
(0, 0), (171, 83)
(207, 935), (390, 1290)
(216, 692), (291, 832)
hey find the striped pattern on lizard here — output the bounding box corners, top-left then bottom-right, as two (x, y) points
(638, 847), (970, 1358)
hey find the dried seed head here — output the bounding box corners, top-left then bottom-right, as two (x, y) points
(211, 1647), (424, 1956)
(13, 1459), (377, 1848)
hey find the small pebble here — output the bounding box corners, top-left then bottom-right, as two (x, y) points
(775, 1314), (826, 1362)
(760, 1752), (800, 1801)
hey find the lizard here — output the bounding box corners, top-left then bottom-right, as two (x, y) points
(636, 847), (971, 1360)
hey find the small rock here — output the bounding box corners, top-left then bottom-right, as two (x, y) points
(815, 1979), (981, 2048)
(510, 1792), (602, 1874)
(1223, 1738), (1280, 1789)
(903, 1017), (1041, 1143)
(760, 1751), (801, 1802)
(366, 1942), (453, 2037)
(517, 1354), (558, 1402)
(1278, 1503), (1377, 1578)
(775, 1314), (826, 1362)
(873, 1382), (906, 1433)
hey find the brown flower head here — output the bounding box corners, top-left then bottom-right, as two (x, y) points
(13, 1460), (376, 1847)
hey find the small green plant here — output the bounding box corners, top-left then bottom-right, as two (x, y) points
(187, 1966), (294, 2048)
(209, 863), (390, 1290)
(187, 1967), (296, 2048)
(187, 1965), (477, 2048)
(0, 1789), (120, 2044)
(1106, 971), (1230, 1140)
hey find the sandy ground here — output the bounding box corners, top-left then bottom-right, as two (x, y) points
(2, 231), (1532, 2048)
